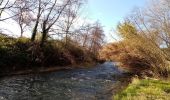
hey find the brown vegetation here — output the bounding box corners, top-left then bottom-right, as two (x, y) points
(0, 0), (105, 75)
(100, 22), (170, 77)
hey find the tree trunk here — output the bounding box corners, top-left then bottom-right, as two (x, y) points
(82, 35), (87, 47)
(40, 29), (48, 47)
(65, 31), (68, 46)
(31, 20), (39, 41)
(20, 26), (23, 37)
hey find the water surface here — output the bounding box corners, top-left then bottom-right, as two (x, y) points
(0, 62), (123, 100)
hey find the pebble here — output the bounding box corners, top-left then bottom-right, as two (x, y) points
(0, 96), (6, 100)
(79, 79), (84, 82)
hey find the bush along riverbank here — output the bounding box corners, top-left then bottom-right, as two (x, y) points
(99, 21), (170, 100)
(0, 34), (103, 76)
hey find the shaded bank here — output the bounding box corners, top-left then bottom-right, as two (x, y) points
(0, 34), (101, 76)
(0, 62), (96, 77)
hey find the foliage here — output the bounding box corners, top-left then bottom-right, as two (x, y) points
(100, 22), (170, 77)
(114, 78), (170, 100)
(0, 34), (97, 74)
(0, 35), (31, 72)
(0, 0), (105, 75)
(100, 0), (170, 78)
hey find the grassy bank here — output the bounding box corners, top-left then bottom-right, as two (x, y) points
(113, 78), (170, 100)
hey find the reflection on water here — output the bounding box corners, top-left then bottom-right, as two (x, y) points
(0, 62), (123, 100)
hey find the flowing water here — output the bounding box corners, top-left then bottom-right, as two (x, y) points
(0, 62), (124, 100)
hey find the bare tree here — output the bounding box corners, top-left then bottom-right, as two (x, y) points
(29, 0), (72, 43)
(39, 0), (72, 46)
(57, 0), (83, 45)
(0, 0), (16, 21)
(89, 22), (105, 56)
(128, 0), (170, 48)
(11, 0), (33, 37)
(72, 21), (105, 53)
(31, 0), (43, 41)
(81, 24), (92, 47)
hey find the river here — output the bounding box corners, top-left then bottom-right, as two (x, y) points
(0, 62), (125, 100)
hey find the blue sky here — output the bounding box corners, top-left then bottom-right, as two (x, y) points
(86, 0), (147, 41)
